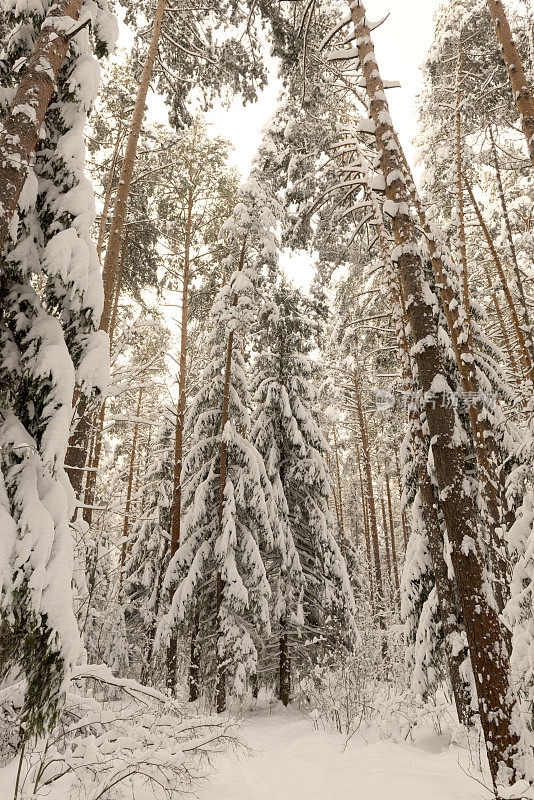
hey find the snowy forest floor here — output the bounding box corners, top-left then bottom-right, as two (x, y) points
(198, 706), (495, 800)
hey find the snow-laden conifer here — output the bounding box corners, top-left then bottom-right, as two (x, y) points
(123, 415), (174, 683)
(251, 284), (358, 703)
(0, 0), (116, 734)
(157, 177), (281, 707)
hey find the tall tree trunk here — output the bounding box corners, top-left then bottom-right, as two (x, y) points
(327, 451), (342, 536)
(82, 236), (128, 526)
(108, 235), (129, 346)
(99, 0), (168, 335)
(380, 495), (392, 586)
(167, 188), (193, 693)
(355, 160), (472, 726)
(396, 140), (514, 617)
(393, 442), (409, 551)
(119, 386), (144, 595)
(331, 425), (346, 557)
(97, 125), (124, 259)
(455, 43), (472, 342)
(350, 4), (525, 782)
(487, 0), (534, 167)
(65, 399), (92, 501)
(0, 0), (84, 252)
(385, 471), (400, 599)
(82, 403), (106, 525)
(279, 630), (290, 706)
(464, 173), (534, 382)
(489, 126), (534, 372)
(357, 444), (374, 613)
(353, 372), (384, 623)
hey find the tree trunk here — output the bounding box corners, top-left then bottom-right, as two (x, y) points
(97, 125), (124, 259)
(279, 630), (290, 706)
(353, 372), (384, 623)
(464, 172), (534, 382)
(65, 398), (92, 501)
(167, 188), (193, 692)
(455, 44), (472, 343)
(99, 0), (168, 334)
(393, 442), (409, 551)
(188, 605), (201, 702)
(356, 445), (374, 613)
(350, 4), (525, 783)
(385, 471), (400, 599)
(353, 159), (472, 725)
(0, 0), (84, 253)
(380, 495), (392, 587)
(487, 0), (534, 167)
(119, 386), (144, 595)
(396, 141), (514, 617)
(331, 425), (346, 557)
(489, 126), (534, 373)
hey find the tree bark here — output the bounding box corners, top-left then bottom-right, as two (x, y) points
(119, 386), (144, 595)
(331, 425), (346, 557)
(350, 4), (525, 783)
(356, 445), (374, 613)
(487, 0), (534, 167)
(97, 125), (124, 259)
(489, 126), (534, 373)
(380, 495), (392, 587)
(396, 141), (514, 617)
(0, 0), (84, 253)
(99, 0), (168, 334)
(279, 630), (290, 706)
(393, 442), (409, 551)
(464, 172), (534, 382)
(354, 160), (472, 726)
(353, 372), (384, 624)
(385, 471), (400, 599)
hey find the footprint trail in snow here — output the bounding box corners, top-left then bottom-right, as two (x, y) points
(198, 707), (491, 800)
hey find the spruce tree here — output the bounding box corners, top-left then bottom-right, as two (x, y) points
(157, 178), (281, 707)
(251, 284), (358, 705)
(0, 0), (116, 734)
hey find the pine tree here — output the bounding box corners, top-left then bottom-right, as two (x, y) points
(318, 2), (529, 785)
(0, 0), (116, 735)
(251, 284), (358, 705)
(124, 415), (174, 684)
(157, 177), (281, 707)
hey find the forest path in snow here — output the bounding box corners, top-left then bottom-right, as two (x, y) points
(198, 706), (492, 800)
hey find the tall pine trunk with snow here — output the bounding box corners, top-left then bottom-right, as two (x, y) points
(321, 2), (530, 787)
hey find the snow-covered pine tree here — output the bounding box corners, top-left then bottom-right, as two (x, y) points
(123, 414), (174, 684)
(0, 0), (116, 734)
(251, 284), (358, 705)
(157, 176), (281, 709)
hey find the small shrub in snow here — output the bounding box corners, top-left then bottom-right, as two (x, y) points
(3, 665), (239, 800)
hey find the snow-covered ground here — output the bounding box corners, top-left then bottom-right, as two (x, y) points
(199, 706), (493, 800)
